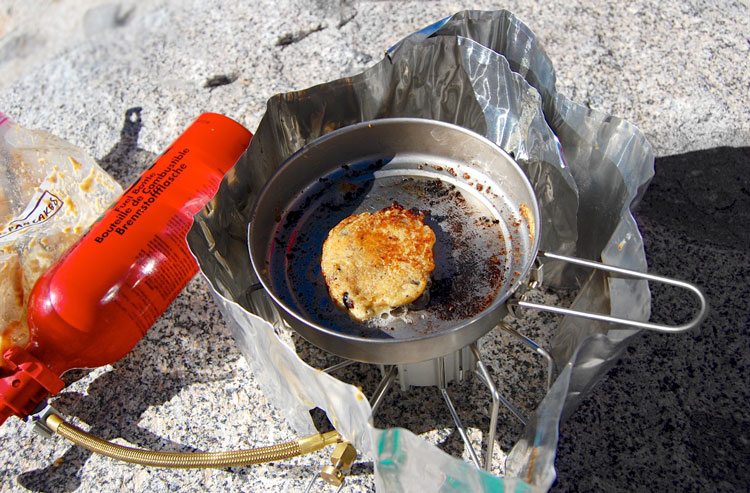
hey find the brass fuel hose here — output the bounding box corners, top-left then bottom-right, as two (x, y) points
(45, 414), (341, 468)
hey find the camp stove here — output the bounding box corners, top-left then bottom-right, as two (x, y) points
(316, 322), (554, 473)
(184, 10), (708, 491)
(242, 278), (568, 487)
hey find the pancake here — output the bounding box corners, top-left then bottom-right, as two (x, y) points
(321, 202), (436, 321)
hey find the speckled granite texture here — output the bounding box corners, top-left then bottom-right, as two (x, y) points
(0, 1), (748, 492)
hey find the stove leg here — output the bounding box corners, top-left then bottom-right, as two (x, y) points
(438, 357), (482, 469)
(470, 344), (497, 471)
(498, 322), (556, 391)
(469, 343), (528, 473)
(323, 359), (356, 374)
(368, 365), (397, 423)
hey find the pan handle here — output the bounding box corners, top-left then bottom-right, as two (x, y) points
(509, 251), (709, 333)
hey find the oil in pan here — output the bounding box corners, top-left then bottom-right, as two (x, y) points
(268, 156), (516, 340)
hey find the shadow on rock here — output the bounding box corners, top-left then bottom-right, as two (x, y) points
(16, 313), (237, 492)
(553, 146), (750, 493)
(97, 106), (157, 186)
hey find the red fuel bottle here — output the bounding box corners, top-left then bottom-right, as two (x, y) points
(0, 113), (252, 424)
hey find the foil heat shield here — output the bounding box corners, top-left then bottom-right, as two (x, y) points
(187, 10), (654, 491)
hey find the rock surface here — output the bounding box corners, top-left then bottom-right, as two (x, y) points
(0, 1), (748, 491)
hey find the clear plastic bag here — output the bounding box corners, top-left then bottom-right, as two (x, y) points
(0, 112), (122, 361)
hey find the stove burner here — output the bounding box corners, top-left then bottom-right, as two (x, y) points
(247, 280), (559, 475)
(362, 324), (553, 472)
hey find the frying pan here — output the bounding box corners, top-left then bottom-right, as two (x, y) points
(248, 119), (707, 364)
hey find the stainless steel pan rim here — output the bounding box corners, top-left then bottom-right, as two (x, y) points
(248, 118), (708, 365)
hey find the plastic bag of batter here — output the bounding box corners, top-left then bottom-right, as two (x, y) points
(0, 112), (122, 363)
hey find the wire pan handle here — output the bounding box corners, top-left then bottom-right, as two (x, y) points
(511, 251), (709, 333)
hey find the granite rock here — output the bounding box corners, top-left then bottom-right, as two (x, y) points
(0, 1), (748, 491)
